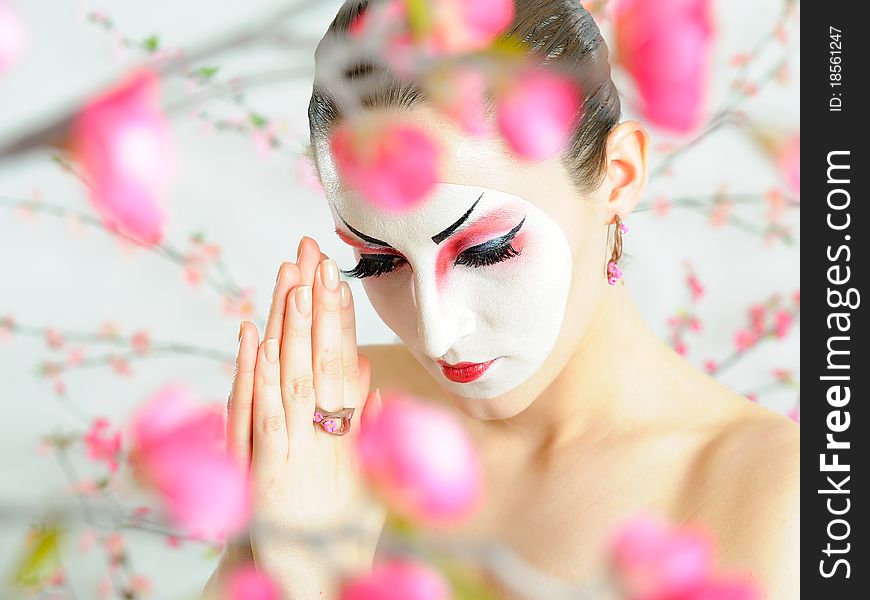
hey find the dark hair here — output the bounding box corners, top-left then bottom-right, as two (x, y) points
(307, 0), (621, 195)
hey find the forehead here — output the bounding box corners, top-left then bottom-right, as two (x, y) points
(316, 105), (583, 229)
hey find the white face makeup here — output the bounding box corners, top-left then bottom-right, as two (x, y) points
(330, 182), (573, 399)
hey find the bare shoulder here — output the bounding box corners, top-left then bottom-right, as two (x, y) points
(359, 343), (445, 401)
(685, 401), (799, 599)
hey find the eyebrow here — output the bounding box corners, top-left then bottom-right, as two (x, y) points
(431, 192), (483, 244)
(334, 192), (485, 248)
(336, 211), (395, 249)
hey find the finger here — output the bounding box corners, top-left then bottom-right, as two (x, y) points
(265, 262), (301, 342)
(311, 259), (344, 414)
(339, 281), (362, 414)
(227, 321), (258, 472)
(296, 237), (322, 289)
(281, 284), (316, 452)
(358, 352), (372, 405)
(252, 337), (289, 479)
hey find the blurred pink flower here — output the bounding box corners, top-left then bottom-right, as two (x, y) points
(609, 515), (759, 600)
(350, 0), (513, 61)
(778, 135), (800, 197)
(734, 329), (757, 352)
(45, 327), (66, 349)
(354, 392), (482, 525)
(329, 117), (440, 212)
(128, 385), (250, 541)
(340, 557), (451, 600)
(495, 69), (581, 160)
(428, 65), (490, 136)
(426, 0), (514, 54)
(0, 0), (27, 74)
(70, 69), (174, 246)
(223, 565), (280, 600)
(687, 274), (704, 302)
(788, 407), (800, 424)
(83, 417), (122, 473)
(611, 0), (714, 133)
(774, 310), (793, 338)
(131, 330), (152, 354)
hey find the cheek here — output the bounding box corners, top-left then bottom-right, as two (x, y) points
(361, 275), (418, 340)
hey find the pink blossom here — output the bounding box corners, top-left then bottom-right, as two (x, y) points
(350, 0), (513, 59)
(340, 557), (451, 600)
(687, 275), (704, 302)
(127, 385), (250, 541)
(224, 566), (280, 600)
(428, 65), (490, 136)
(0, 1), (27, 74)
(653, 196), (671, 216)
(83, 417), (122, 473)
(495, 69), (582, 161)
(131, 330), (152, 354)
(764, 188), (786, 223)
(611, 0), (714, 133)
(610, 516), (713, 599)
(66, 346), (85, 366)
(788, 407), (800, 424)
(427, 0), (515, 55)
(129, 574), (153, 595)
(329, 117), (440, 212)
(703, 359), (716, 374)
(70, 69), (174, 246)
(674, 342), (687, 357)
(774, 310), (793, 338)
(748, 304), (766, 333)
(734, 329), (757, 352)
(778, 135), (800, 197)
(354, 392), (482, 525)
(609, 515), (759, 600)
(104, 532), (126, 561)
(45, 327), (65, 349)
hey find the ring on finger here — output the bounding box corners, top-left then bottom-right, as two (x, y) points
(312, 406), (355, 436)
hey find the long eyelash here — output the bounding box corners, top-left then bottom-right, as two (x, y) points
(454, 242), (521, 268)
(454, 216), (525, 269)
(341, 254), (405, 279)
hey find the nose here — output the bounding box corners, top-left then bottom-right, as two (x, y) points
(411, 270), (476, 360)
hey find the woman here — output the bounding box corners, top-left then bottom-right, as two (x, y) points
(204, 1), (799, 598)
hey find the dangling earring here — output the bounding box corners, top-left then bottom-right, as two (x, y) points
(607, 215), (629, 285)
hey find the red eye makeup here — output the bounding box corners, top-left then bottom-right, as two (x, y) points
(334, 193), (527, 283)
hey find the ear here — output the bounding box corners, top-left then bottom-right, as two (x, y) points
(601, 120), (649, 225)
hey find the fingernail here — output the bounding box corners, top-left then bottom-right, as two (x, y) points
(296, 286), (312, 317)
(238, 321), (245, 341)
(264, 338), (278, 363)
(321, 259), (339, 291)
(297, 237), (306, 260)
(340, 282), (351, 307)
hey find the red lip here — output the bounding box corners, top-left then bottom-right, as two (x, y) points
(437, 358), (496, 383)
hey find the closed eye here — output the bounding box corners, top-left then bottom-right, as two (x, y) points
(341, 216), (526, 279)
(340, 253), (406, 279)
(454, 216), (525, 268)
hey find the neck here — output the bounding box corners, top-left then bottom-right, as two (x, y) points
(485, 282), (686, 456)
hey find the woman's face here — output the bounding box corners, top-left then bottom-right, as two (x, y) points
(317, 106), (614, 420)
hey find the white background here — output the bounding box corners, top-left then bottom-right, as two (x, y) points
(0, 1), (799, 597)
